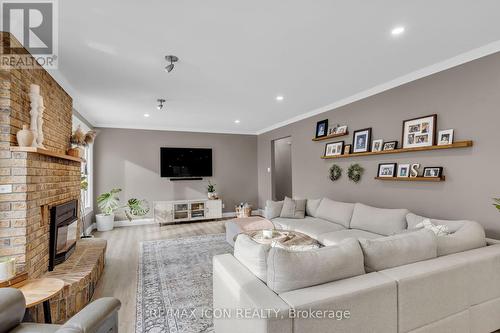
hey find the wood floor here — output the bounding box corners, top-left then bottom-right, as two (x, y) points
(91, 220), (226, 333)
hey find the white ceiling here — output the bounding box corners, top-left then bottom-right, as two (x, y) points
(52, 0), (500, 135)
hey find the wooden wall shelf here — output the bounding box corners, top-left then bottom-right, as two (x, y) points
(321, 140), (473, 159)
(10, 147), (83, 163)
(375, 176), (445, 182)
(312, 131), (349, 141)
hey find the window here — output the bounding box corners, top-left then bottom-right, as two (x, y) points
(72, 115), (93, 214)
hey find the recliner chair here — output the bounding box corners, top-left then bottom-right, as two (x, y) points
(0, 288), (121, 333)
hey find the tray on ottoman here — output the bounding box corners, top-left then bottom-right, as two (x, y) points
(225, 216), (274, 246)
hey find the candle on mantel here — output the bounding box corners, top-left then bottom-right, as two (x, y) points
(29, 84), (40, 94)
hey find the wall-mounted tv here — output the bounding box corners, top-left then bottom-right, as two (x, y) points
(160, 147), (213, 178)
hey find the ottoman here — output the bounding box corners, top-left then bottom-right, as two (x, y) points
(225, 216), (274, 246)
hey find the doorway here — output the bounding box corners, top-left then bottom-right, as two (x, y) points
(272, 137), (292, 201)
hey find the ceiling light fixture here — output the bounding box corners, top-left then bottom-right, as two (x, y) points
(234, 120), (240, 124)
(157, 98), (166, 110)
(391, 26), (405, 36)
(165, 55), (179, 73)
(276, 95), (284, 101)
(144, 113), (150, 118)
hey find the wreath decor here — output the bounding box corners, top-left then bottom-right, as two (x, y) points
(348, 163), (364, 183)
(329, 164), (342, 182)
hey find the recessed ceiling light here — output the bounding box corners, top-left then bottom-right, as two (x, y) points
(144, 113), (150, 118)
(276, 95), (284, 101)
(234, 120), (240, 124)
(391, 26), (405, 36)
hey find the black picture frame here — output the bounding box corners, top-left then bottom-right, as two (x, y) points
(383, 140), (398, 151)
(343, 144), (352, 155)
(315, 119), (328, 138)
(377, 163), (397, 178)
(352, 128), (372, 153)
(423, 167), (443, 178)
(324, 141), (344, 157)
(402, 114), (437, 148)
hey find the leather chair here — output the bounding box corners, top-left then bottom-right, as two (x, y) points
(0, 288), (121, 333)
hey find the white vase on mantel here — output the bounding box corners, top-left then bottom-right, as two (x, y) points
(16, 124), (34, 147)
(29, 84), (40, 147)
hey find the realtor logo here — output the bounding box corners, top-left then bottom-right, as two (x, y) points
(1, 0), (58, 68)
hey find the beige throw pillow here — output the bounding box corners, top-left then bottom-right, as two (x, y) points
(279, 197), (306, 219)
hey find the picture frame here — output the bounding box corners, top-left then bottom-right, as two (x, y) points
(438, 129), (454, 146)
(315, 119), (328, 138)
(383, 140), (398, 151)
(343, 144), (352, 155)
(397, 164), (410, 178)
(334, 125), (348, 135)
(371, 139), (383, 152)
(378, 163), (397, 178)
(402, 114), (437, 149)
(328, 127), (336, 136)
(410, 163), (421, 178)
(352, 128), (372, 153)
(324, 141), (344, 157)
(423, 167), (443, 178)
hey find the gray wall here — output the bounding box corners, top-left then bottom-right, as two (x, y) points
(94, 128), (258, 216)
(272, 137), (293, 200)
(258, 52), (500, 238)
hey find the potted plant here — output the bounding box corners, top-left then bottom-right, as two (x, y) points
(207, 181), (217, 199)
(68, 126), (96, 158)
(96, 188), (149, 231)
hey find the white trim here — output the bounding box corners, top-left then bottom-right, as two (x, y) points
(93, 123), (256, 136)
(256, 40), (500, 135)
(84, 223), (96, 235)
(114, 218), (156, 227)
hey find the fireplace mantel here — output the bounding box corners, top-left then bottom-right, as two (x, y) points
(10, 147), (83, 163)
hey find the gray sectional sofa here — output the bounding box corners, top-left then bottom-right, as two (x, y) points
(213, 198), (500, 333)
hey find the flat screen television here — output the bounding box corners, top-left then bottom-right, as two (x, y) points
(160, 147), (213, 178)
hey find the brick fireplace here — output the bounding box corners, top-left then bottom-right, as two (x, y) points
(1, 33), (105, 323)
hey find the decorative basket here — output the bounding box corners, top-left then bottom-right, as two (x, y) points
(67, 147), (84, 158)
(235, 206), (252, 218)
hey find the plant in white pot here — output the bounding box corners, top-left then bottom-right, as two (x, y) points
(207, 181), (218, 200)
(96, 188), (149, 231)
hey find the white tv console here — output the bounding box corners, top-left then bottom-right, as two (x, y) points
(153, 199), (223, 225)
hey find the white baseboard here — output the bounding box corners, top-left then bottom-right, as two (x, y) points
(114, 218), (156, 227)
(222, 209), (263, 218)
(84, 223), (96, 236)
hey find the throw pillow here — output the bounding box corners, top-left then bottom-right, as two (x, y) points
(265, 200), (284, 219)
(305, 198), (322, 217)
(280, 197), (306, 219)
(415, 218), (450, 236)
(234, 234), (271, 282)
(266, 238), (365, 293)
(359, 229), (437, 271)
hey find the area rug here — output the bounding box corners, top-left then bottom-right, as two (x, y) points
(136, 234), (232, 333)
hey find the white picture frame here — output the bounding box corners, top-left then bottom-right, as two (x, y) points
(372, 139), (383, 152)
(438, 129), (454, 146)
(397, 164), (410, 178)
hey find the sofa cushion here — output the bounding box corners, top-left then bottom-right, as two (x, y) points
(267, 238), (365, 293)
(280, 197), (306, 219)
(315, 198), (355, 228)
(305, 198), (322, 217)
(359, 229), (437, 271)
(264, 200), (284, 219)
(317, 229), (383, 246)
(233, 234), (271, 282)
(350, 203), (409, 236)
(406, 213), (486, 256)
(271, 217), (345, 239)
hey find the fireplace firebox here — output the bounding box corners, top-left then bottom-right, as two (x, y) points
(49, 200), (79, 271)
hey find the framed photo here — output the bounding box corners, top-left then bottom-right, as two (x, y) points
(402, 114), (437, 148)
(352, 128), (372, 153)
(397, 164), (410, 178)
(438, 129), (454, 146)
(383, 141), (398, 151)
(378, 163), (397, 178)
(334, 125), (348, 135)
(343, 144), (351, 155)
(372, 139), (383, 152)
(423, 167), (443, 178)
(325, 141), (344, 157)
(315, 119), (328, 138)
(328, 127), (336, 136)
